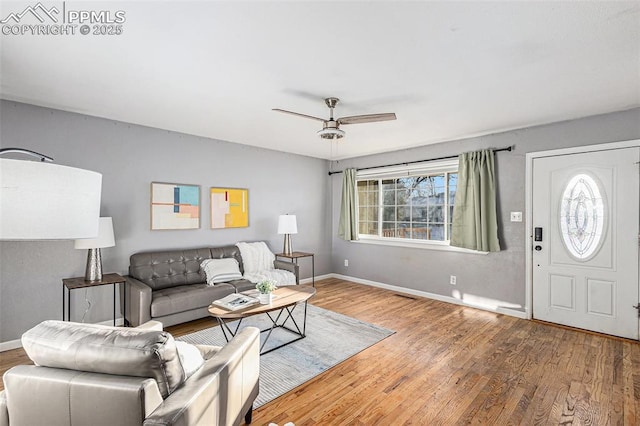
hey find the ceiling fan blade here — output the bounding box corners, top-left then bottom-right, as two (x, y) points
(338, 113), (397, 125)
(272, 109), (325, 122)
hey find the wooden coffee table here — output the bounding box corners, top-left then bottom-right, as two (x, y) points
(208, 285), (316, 355)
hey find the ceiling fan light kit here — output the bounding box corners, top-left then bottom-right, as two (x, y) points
(273, 97), (396, 140)
(317, 126), (345, 140)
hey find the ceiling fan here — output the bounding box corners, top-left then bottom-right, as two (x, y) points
(273, 97), (396, 140)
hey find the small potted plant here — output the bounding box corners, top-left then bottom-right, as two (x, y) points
(256, 279), (277, 304)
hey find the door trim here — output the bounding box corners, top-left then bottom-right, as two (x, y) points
(525, 139), (640, 320)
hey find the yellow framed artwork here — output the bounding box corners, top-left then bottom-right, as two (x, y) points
(210, 187), (249, 229)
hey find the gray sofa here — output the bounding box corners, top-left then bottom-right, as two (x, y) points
(0, 320), (260, 426)
(126, 244), (298, 327)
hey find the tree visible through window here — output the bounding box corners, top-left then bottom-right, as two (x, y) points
(357, 172), (457, 242)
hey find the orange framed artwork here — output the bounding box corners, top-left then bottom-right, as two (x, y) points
(210, 187), (249, 229)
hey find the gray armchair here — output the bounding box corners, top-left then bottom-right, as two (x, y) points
(0, 320), (260, 426)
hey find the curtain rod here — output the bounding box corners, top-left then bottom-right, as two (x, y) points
(327, 145), (513, 176)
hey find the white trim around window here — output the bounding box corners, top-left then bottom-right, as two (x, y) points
(353, 235), (488, 254)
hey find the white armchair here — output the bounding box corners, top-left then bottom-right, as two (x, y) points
(0, 320), (260, 426)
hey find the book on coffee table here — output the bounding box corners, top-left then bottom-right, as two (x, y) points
(212, 294), (259, 311)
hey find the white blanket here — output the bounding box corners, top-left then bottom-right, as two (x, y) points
(243, 269), (296, 286)
(236, 242), (296, 285)
(236, 241), (275, 274)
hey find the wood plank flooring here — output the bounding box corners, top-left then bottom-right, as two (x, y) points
(1, 278), (639, 425)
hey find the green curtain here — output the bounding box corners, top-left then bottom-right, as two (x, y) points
(451, 150), (500, 252)
(338, 168), (359, 241)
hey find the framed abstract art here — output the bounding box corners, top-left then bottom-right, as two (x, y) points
(150, 182), (200, 230)
(210, 187), (249, 229)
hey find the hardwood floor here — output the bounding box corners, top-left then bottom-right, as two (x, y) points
(2, 278), (639, 425)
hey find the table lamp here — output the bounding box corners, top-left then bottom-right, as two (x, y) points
(74, 217), (115, 282)
(277, 214), (297, 255)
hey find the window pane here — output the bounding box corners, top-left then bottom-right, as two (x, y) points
(358, 206), (377, 221)
(429, 205), (444, 222)
(429, 224), (445, 241)
(413, 207), (428, 222)
(359, 221), (377, 235)
(382, 190), (396, 206)
(411, 224), (430, 240)
(382, 222), (396, 237)
(398, 206), (411, 221)
(449, 173), (457, 203)
(397, 189), (410, 205)
(382, 206), (396, 221)
(382, 179), (395, 191)
(394, 223), (409, 238)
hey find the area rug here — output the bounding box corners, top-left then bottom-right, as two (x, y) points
(178, 304), (395, 408)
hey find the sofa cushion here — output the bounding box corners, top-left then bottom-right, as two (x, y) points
(151, 283), (235, 318)
(21, 320), (185, 399)
(201, 258), (243, 285)
(129, 248), (213, 290)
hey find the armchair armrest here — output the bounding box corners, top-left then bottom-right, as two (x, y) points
(0, 391), (8, 426)
(274, 260), (299, 284)
(144, 327), (260, 426)
(125, 276), (153, 327)
(136, 320), (163, 331)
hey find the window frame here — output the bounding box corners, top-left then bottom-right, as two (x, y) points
(354, 159), (485, 254)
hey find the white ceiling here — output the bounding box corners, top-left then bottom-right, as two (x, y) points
(1, 1), (639, 159)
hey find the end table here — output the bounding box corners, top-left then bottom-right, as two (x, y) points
(62, 273), (126, 326)
(275, 251), (315, 287)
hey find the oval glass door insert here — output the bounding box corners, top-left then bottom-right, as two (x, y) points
(559, 173), (606, 260)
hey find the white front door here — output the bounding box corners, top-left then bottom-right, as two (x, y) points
(532, 146), (639, 339)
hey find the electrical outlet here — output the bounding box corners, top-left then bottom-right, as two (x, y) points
(344, 259), (349, 267)
(510, 212), (523, 222)
(450, 275), (457, 285)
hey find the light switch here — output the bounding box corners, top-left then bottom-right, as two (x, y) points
(510, 212), (523, 222)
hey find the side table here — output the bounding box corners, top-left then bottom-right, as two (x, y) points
(275, 251), (315, 287)
(62, 273), (126, 326)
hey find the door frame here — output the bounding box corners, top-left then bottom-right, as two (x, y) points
(524, 139), (640, 320)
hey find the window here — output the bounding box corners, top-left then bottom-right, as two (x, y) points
(560, 173), (606, 260)
(356, 160), (458, 244)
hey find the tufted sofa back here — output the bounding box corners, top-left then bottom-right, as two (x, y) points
(129, 246), (245, 290)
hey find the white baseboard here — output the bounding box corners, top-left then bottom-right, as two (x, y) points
(0, 317), (125, 352)
(300, 274), (332, 285)
(0, 338), (22, 352)
(329, 273), (528, 319)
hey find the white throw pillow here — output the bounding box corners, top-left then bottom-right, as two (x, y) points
(174, 341), (205, 379)
(201, 258), (243, 285)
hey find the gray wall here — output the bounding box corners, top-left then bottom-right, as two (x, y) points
(2, 100), (638, 344)
(330, 108), (640, 313)
(0, 100), (330, 343)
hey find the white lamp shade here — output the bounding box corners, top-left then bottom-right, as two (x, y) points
(277, 215), (298, 234)
(74, 217), (115, 249)
(0, 159), (102, 240)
